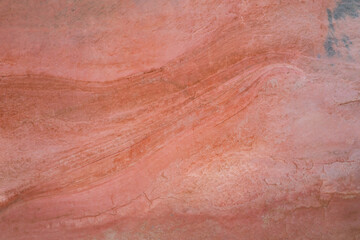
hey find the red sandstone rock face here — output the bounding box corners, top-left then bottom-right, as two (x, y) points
(1, 0), (360, 239)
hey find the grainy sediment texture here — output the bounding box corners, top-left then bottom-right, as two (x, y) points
(1, 0), (360, 239)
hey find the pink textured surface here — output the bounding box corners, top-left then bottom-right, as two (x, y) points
(1, 0), (360, 239)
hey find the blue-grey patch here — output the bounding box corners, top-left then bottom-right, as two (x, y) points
(333, 0), (360, 20)
(324, 36), (337, 56)
(323, 1), (359, 57)
(342, 35), (353, 49)
(327, 9), (335, 31)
